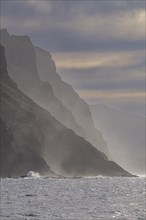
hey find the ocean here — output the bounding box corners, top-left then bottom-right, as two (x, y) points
(0, 176), (145, 220)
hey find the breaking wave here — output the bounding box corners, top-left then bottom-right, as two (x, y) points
(26, 171), (40, 178)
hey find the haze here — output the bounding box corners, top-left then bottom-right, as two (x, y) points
(0, 0), (145, 176)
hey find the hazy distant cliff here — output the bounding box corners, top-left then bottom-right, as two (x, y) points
(35, 46), (109, 156)
(90, 104), (145, 175)
(0, 45), (132, 177)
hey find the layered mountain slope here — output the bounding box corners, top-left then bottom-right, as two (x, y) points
(35, 46), (109, 155)
(90, 104), (145, 175)
(0, 45), (52, 177)
(0, 45), (132, 177)
(0, 29), (85, 138)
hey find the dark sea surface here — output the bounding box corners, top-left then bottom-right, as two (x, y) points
(0, 176), (145, 220)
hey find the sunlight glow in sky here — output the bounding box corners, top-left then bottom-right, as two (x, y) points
(1, 0), (145, 116)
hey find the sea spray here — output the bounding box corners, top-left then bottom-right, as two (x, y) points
(26, 171), (40, 178)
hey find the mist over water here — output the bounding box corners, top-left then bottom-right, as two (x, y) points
(90, 104), (145, 176)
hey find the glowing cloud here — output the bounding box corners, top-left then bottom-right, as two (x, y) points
(53, 50), (144, 70)
(77, 90), (145, 103)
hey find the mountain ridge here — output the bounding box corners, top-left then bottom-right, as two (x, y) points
(1, 29), (109, 156)
(35, 45), (109, 156)
(0, 29), (86, 139)
(0, 44), (133, 177)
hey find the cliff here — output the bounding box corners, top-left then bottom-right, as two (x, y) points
(35, 46), (109, 156)
(0, 45), (52, 177)
(0, 29), (85, 139)
(90, 104), (145, 175)
(0, 45), (132, 177)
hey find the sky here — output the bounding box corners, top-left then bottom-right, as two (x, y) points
(0, 0), (145, 116)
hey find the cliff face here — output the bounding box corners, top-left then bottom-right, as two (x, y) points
(0, 45), (132, 177)
(0, 45), (51, 177)
(0, 29), (85, 138)
(35, 46), (109, 156)
(0, 29), (109, 156)
(90, 104), (145, 175)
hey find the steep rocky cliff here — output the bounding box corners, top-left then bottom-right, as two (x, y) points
(0, 45), (52, 177)
(0, 29), (109, 156)
(35, 46), (109, 156)
(0, 45), (132, 177)
(0, 29), (85, 139)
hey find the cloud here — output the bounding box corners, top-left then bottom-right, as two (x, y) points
(53, 50), (145, 70)
(1, 1), (145, 52)
(77, 90), (145, 104)
(59, 67), (145, 94)
(1, 0), (145, 115)
(1, 16), (41, 30)
(25, 1), (52, 13)
(62, 8), (145, 41)
(54, 53), (145, 104)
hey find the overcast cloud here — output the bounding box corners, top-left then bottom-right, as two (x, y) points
(1, 0), (145, 116)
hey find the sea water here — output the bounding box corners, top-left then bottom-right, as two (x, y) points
(0, 176), (145, 220)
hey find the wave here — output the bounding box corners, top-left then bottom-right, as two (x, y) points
(138, 175), (146, 178)
(26, 171), (40, 178)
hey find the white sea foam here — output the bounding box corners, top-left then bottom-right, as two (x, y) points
(138, 174), (146, 178)
(26, 171), (40, 178)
